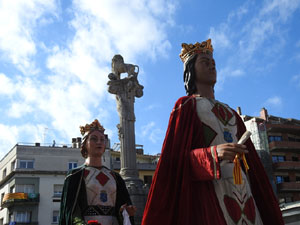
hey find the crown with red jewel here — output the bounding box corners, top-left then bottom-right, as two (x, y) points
(80, 119), (105, 136)
(179, 39), (213, 63)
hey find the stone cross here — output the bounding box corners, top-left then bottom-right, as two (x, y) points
(107, 54), (144, 181)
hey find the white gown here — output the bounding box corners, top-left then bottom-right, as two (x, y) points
(84, 166), (119, 225)
(195, 96), (263, 225)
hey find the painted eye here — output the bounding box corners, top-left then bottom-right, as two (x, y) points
(91, 137), (97, 142)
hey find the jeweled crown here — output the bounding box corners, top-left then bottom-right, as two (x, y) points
(179, 39), (213, 63)
(80, 119), (105, 136)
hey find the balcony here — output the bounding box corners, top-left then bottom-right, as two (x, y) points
(269, 141), (300, 153)
(273, 161), (300, 171)
(5, 223), (38, 225)
(266, 123), (300, 135)
(1, 193), (39, 208)
(112, 162), (157, 170)
(277, 182), (300, 192)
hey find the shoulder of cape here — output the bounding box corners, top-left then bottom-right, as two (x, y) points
(64, 164), (85, 180)
(110, 170), (123, 182)
(172, 95), (195, 112)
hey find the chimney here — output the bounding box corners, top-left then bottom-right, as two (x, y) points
(72, 138), (76, 148)
(260, 107), (268, 121)
(105, 135), (110, 149)
(76, 137), (82, 148)
(237, 107), (242, 115)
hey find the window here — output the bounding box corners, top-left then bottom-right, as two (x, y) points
(285, 197), (293, 203)
(16, 184), (34, 194)
(116, 157), (120, 162)
(53, 211), (59, 224)
(2, 169), (6, 179)
(276, 176), (284, 184)
(276, 176), (289, 184)
(68, 162), (77, 170)
(11, 160), (16, 171)
(1, 193), (4, 205)
(10, 185), (15, 193)
(288, 137), (296, 142)
(292, 157), (299, 162)
(272, 155), (285, 163)
(19, 160), (34, 169)
(53, 185), (63, 197)
(283, 176), (290, 182)
(9, 213), (13, 223)
(15, 211), (30, 223)
(144, 175), (153, 185)
(296, 176), (300, 182)
(268, 136), (282, 143)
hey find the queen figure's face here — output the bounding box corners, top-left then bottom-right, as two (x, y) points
(194, 53), (217, 86)
(86, 130), (106, 158)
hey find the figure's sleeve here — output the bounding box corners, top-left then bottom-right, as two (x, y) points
(189, 145), (221, 180)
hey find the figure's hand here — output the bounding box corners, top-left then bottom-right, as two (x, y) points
(216, 143), (248, 161)
(120, 204), (137, 216)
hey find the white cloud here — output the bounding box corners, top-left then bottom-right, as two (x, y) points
(7, 102), (33, 118)
(0, 0), (58, 74)
(210, 0), (300, 90)
(145, 104), (160, 111)
(141, 121), (164, 144)
(209, 25), (231, 49)
(291, 75), (300, 87)
(41, 0), (176, 139)
(215, 67), (244, 92)
(141, 122), (155, 137)
(0, 73), (15, 95)
(264, 96), (282, 108)
(0, 123), (45, 158)
(0, 0), (176, 154)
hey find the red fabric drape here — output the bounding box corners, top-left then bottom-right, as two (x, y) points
(141, 96), (283, 225)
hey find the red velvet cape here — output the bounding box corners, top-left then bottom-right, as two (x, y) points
(142, 96), (283, 225)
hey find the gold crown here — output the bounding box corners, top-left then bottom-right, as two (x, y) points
(179, 39), (213, 63)
(80, 119), (105, 136)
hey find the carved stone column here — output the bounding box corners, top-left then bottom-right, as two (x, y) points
(107, 55), (145, 224)
(108, 78), (143, 181)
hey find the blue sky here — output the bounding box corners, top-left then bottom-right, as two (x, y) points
(0, 0), (300, 157)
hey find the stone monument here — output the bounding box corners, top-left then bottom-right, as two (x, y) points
(107, 54), (148, 225)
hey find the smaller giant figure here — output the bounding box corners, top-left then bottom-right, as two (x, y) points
(141, 40), (284, 225)
(59, 119), (136, 225)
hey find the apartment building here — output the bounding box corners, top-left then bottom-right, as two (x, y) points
(0, 142), (86, 225)
(240, 107), (300, 224)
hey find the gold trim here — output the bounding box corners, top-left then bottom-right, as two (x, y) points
(172, 97), (194, 113)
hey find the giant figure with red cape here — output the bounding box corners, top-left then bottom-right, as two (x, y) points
(141, 39), (284, 225)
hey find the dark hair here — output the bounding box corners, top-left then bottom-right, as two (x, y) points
(81, 136), (88, 158)
(183, 54), (198, 96)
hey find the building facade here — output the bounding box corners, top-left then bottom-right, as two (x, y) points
(110, 143), (159, 185)
(0, 142), (85, 225)
(240, 107), (300, 224)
